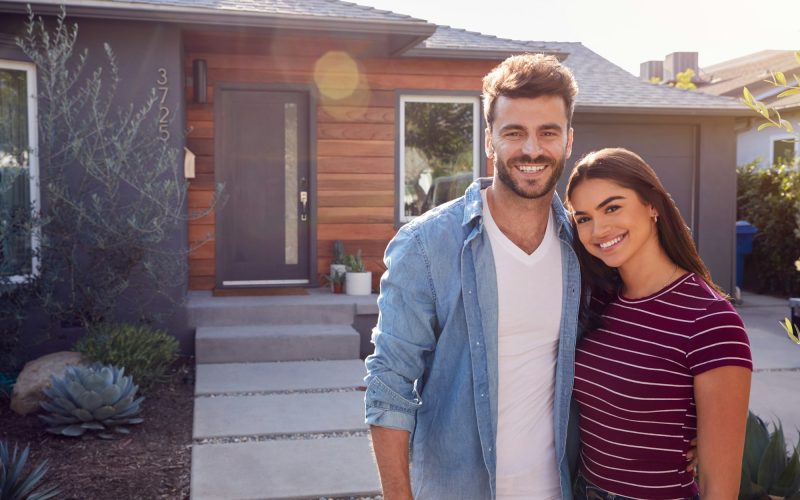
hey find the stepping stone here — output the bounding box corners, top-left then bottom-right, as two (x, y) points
(193, 391), (367, 439)
(195, 324), (360, 363)
(191, 436), (380, 499)
(195, 359), (366, 395)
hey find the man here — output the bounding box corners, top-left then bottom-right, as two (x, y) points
(364, 53), (581, 499)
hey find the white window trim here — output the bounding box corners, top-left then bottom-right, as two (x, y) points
(398, 94), (481, 223)
(1, 58), (40, 283)
(770, 134), (797, 166)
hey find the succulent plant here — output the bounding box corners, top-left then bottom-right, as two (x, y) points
(0, 441), (59, 500)
(740, 412), (800, 500)
(38, 363), (144, 439)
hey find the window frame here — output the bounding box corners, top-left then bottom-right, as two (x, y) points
(395, 91), (485, 226)
(0, 58), (40, 283)
(771, 134), (797, 166)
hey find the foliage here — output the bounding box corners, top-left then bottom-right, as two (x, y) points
(739, 412), (800, 500)
(673, 68), (697, 90)
(331, 240), (345, 265)
(736, 162), (800, 296)
(0, 441), (59, 500)
(38, 363), (144, 439)
(782, 317), (800, 344)
(75, 323), (178, 390)
(0, 284), (37, 373)
(344, 249), (365, 273)
(742, 51), (800, 136)
(12, 7), (220, 327)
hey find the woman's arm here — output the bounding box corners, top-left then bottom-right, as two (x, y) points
(694, 365), (751, 499)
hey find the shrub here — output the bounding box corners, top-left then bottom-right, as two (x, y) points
(75, 323), (178, 389)
(739, 412), (800, 499)
(39, 363), (143, 439)
(737, 162), (800, 296)
(0, 441), (59, 500)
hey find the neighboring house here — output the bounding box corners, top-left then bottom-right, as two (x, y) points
(698, 50), (800, 167)
(0, 0), (748, 343)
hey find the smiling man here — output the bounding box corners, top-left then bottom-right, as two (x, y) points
(364, 54), (583, 499)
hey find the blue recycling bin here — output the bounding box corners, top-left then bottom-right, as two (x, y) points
(735, 221), (758, 288)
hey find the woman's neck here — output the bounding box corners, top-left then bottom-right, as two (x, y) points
(618, 247), (683, 299)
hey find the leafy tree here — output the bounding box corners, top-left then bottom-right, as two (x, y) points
(5, 7), (220, 334)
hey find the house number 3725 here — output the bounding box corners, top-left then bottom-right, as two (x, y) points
(157, 68), (170, 142)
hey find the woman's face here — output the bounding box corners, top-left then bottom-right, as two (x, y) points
(569, 178), (660, 271)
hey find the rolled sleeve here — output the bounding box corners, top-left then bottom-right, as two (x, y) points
(364, 226), (438, 432)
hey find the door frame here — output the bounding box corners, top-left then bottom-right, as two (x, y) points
(213, 82), (318, 288)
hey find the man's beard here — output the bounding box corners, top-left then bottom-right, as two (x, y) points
(495, 152), (566, 200)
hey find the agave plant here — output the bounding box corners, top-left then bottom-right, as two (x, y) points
(0, 441), (59, 500)
(38, 363), (144, 439)
(740, 412), (800, 500)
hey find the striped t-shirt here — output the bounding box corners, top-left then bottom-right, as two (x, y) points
(573, 273), (752, 499)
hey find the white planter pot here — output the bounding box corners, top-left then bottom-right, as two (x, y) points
(346, 271), (372, 296)
(329, 264), (347, 292)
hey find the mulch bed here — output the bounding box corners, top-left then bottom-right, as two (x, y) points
(0, 362), (194, 500)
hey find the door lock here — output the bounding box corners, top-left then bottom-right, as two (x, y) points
(300, 191), (308, 221)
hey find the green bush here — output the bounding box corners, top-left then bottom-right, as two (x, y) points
(737, 162), (800, 296)
(75, 323), (178, 390)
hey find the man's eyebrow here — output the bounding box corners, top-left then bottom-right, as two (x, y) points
(538, 123), (563, 131)
(498, 123), (524, 133)
(572, 195), (626, 216)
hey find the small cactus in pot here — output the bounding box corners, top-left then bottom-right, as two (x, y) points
(38, 363), (144, 439)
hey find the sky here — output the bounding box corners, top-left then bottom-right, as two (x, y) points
(353, 0), (800, 76)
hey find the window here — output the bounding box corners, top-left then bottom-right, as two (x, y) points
(772, 137), (796, 166)
(398, 94), (481, 223)
(0, 59), (39, 281)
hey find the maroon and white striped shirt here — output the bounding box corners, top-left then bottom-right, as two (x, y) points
(573, 273), (752, 499)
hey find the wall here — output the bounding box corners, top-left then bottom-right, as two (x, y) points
(737, 109), (800, 167)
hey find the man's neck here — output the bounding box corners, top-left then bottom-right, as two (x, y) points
(486, 182), (553, 255)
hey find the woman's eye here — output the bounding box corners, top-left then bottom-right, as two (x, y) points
(606, 205), (620, 214)
(575, 216), (590, 224)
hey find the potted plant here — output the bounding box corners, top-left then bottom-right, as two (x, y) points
(344, 249), (372, 296)
(329, 240), (347, 292)
(739, 411), (800, 500)
(325, 269), (346, 294)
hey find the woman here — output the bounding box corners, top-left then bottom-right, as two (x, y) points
(565, 148), (752, 500)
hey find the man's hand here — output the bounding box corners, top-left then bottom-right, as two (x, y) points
(686, 437), (698, 478)
(370, 425), (413, 500)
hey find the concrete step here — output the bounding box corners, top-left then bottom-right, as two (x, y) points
(193, 391), (366, 439)
(195, 324), (360, 364)
(191, 436), (380, 499)
(187, 291), (378, 328)
(195, 360), (366, 395)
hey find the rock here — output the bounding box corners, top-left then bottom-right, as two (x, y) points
(10, 351), (87, 415)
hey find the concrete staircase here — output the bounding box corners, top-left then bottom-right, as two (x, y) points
(189, 290), (381, 500)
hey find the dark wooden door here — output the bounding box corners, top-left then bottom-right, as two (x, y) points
(215, 88), (310, 287)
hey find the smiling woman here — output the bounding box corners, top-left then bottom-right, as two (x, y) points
(564, 148), (752, 500)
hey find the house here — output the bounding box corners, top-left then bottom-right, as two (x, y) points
(0, 0), (748, 347)
(696, 50), (800, 167)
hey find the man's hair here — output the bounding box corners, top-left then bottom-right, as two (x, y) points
(482, 53), (578, 129)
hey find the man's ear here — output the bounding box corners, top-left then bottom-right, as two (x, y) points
(485, 127), (494, 159)
(565, 127), (574, 159)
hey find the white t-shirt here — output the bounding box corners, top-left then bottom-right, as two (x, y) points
(482, 189), (563, 499)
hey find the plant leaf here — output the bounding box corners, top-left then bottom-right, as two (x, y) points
(774, 71), (787, 86)
(757, 419), (788, 491)
(758, 122), (777, 131)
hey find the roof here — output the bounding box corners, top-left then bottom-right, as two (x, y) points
(698, 50), (800, 110)
(0, 0), (746, 115)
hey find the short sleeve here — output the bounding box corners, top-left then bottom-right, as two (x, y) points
(687, 299), (753, 376)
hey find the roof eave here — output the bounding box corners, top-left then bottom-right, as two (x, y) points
(576, 104), (751, 117)
(401, 47), (567, 61)
(0, 1), (437, 39)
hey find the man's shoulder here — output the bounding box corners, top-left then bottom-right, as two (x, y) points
(401, 195), (469, 237)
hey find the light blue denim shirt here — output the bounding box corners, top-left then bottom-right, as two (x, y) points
(365, 178), (582, 499)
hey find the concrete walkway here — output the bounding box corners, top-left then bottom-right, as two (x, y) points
(737, 292), (800, 444)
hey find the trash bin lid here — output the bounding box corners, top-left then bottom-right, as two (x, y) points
(736, 220), (758, 234)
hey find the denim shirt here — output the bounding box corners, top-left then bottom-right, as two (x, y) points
(365, 178), (582, 499)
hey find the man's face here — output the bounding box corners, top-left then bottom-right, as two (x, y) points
(485, 95), (573, 200)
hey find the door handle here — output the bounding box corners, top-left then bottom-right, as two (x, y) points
(300, 191), (308, 221)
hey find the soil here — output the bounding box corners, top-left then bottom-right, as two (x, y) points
(0, 362), (194, 500)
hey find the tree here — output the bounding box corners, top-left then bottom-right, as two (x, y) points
(7, 7), (220, 330)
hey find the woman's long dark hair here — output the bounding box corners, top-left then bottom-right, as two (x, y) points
(565, 148), (725, 329)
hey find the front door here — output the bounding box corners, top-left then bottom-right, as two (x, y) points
(215, 87), (311, 287)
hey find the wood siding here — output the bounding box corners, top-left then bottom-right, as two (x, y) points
(184, 30), (497, 289)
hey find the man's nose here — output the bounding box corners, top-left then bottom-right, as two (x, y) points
(521, 136), (542, 156)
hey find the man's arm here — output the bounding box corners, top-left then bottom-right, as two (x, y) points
(370, 425), (412, 500)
